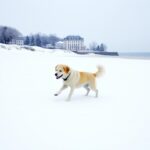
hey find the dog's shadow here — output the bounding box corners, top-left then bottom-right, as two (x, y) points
(53, 94), (104, 103)
(52, 88), (106, 103)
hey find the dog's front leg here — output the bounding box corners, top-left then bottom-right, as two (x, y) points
(54, 84), (68, 96)
(66, 87), (74, 101)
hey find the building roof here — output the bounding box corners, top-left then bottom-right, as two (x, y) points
(64, 35), (84, 41)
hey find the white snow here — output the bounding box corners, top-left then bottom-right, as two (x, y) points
(0, 44), (150, 150)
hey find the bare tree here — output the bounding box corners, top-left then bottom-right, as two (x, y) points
(89, 42), (98, 51)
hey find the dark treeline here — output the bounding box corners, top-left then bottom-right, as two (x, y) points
(0, 26), (21, 44)
(0, 26), (62, 47)
(24, 34), (61, 47)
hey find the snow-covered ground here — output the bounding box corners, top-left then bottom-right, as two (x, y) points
(0, 44), (150, 150)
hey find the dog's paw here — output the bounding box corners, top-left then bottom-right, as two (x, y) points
(54, 93), (58, 96)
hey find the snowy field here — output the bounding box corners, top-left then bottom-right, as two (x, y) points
(0, 44), (150, 150)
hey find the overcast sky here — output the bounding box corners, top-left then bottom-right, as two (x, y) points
(1, 0), (150, 51)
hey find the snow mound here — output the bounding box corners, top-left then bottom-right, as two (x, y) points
(0, 43), (78, 56)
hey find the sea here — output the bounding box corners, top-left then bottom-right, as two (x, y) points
(119, 52), (150, 59)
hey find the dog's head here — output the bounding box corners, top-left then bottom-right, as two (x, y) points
(55, 64), (71, 80)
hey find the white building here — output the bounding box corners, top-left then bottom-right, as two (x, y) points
(45, 44), (55, 49)
(10, 37), (24, 45)
(63, 35), (84, 51)
(55, 41), (64, 49)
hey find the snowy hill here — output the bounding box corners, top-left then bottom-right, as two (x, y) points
(0, 44), (150, 150)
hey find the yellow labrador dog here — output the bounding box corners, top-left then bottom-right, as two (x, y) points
(54, 64), (104, 101)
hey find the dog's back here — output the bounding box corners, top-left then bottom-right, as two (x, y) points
(79, 72), (95, 85)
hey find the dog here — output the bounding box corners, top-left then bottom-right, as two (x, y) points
(54, 64), (104, 101)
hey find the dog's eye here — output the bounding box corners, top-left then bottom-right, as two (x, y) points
(59, 70), (62, 72)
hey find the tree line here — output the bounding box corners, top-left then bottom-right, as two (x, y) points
(0, 26), (61, 47)
(24, 34), (61, 47)
(89, 42), (107, 52)
(0, 25), (107, 51)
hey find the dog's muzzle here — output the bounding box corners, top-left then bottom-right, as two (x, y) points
(55, 73), (63, 79)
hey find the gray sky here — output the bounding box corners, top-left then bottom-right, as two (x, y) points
(1, 0), (150, 51)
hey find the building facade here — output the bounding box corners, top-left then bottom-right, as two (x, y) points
(45, 44), (55, 49)
(63, 35), (84, 51)
(10, 37), (24, 45)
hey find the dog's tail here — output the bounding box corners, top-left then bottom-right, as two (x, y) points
(93, 65), (104, 77)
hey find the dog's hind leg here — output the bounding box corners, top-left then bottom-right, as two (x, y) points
(95, 89), (98, 97)
(90, 81), (98, 97)
(84, 84), (90, 96)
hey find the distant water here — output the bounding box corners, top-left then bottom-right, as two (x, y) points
(119, 52), (150, 58)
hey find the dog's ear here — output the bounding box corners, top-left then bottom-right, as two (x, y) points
(63, 65), (70, 73)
